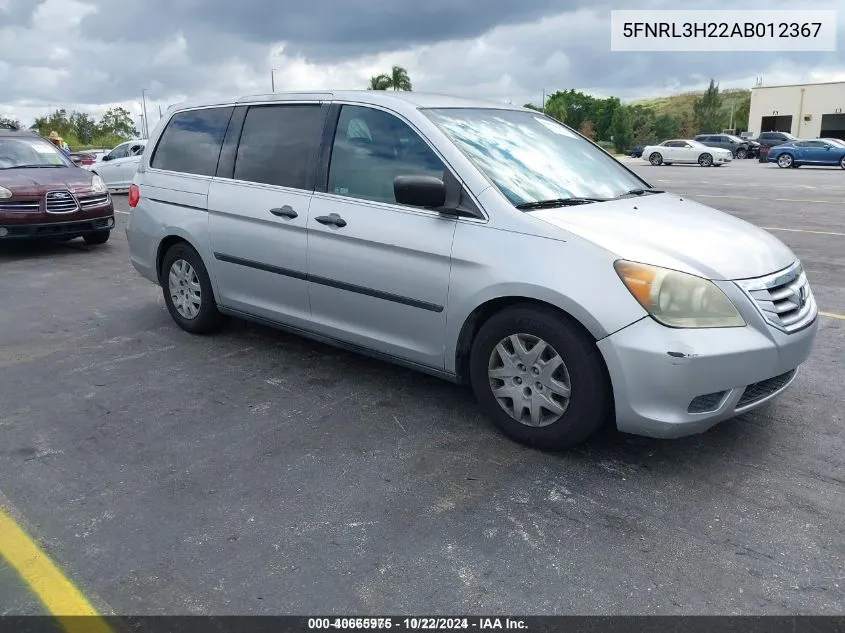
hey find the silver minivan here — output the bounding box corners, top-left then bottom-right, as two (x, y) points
(126, 91), (818, 450)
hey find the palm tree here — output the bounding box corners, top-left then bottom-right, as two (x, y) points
(367, 74), (391, 90)
(389, 66), (412, 91)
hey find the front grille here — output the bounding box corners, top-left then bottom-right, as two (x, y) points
(736, 369), (796, 409)
(45, 190), (79, 214)
(688, 391), (728, 413)
(735, 262), (816, 333)
(0, 200), (40, 212)
(78, 193), (110, 209)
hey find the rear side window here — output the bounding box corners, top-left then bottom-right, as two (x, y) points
(151, 107), (234, 176)
(233, 104), (324, 189)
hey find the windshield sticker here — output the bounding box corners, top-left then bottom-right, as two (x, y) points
(31, 143), (56, 154)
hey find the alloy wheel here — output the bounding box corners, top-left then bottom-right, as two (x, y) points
(168, 259), (202, 320)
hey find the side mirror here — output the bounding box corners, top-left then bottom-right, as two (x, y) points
(101, 154), (111, 161)
(394, 175), (446, 209)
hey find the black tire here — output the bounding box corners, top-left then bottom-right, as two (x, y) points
(83, 230), (110, 245)
(777, 153), (794, 169)
(698, 153), (713, 167)
(840, 156), (845, 170)
(735, 148), (747, 160)
(468, 304), (612, 451)
(649, 152), (663, 166)
(664, 162), (672, 166)
(160, 242), (223, 335)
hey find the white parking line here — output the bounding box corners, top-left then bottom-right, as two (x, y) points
(763, 227), (845, 237)
(114, 210), (129, 215)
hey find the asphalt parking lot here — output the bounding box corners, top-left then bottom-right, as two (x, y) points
(1, 158), (843, 616)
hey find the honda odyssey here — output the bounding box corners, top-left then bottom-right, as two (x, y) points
(125, 91), (818, 450)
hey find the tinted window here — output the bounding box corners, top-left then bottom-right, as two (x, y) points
(328, 105), (445, 204)
(233, 105), (324, 189)
(151, 107), (234, 176)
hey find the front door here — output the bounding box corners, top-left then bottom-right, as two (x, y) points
(96, 142), (131, 188)
(306, 104), (456, 370)
(208, 102), (327, 328)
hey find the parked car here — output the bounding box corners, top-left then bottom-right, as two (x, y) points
(91, 139), (147, 191)
(126, 91), (817, 451)
(755, 131), (797, 163)
(0, 126), (114, 243)
(642, 139), (733, 166)
(629, 144), (644, 158)
(694, 133), (758, 159)
(767, 139), (845, 169)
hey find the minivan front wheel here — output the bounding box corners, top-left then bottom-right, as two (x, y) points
(161, 243), (223, 334)
(469, 305), (611, 451)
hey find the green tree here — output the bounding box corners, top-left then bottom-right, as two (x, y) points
(98, 107), (137, 139)
(678, 110), (697, 138)
(367, 74), (391, 90)
(69, 111), (98, 144)
(693, 79), (724, 134)
(732, 94), (751, 133)
(594, 97), (620, 142)
(0, 116), (21, 129)
(389, 66), (412, 91)
(33, 109), (72, 138)
(653, 114), (680, 141)
(611, 106), (634, 152)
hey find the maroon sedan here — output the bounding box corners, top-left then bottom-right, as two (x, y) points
(0, 127), (115, 244)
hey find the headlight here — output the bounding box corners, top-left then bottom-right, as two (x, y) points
(614, 260), (746, 328)
(91, 175), (107, 193)
(0, 186), (12, 199)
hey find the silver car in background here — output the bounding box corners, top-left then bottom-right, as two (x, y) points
(125, 91), (818, 450)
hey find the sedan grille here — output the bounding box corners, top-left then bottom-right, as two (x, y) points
(735, 262), (816, 333)
(736, 369), (796, 409)
(0, 200), (40, 212)
(45, 190), (79, 214)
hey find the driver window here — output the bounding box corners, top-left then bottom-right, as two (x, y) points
(327, 105), (445, 205)
(108, 144), (130, 160)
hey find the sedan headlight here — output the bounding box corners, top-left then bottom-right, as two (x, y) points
(614, 260), (746, 328)
(0, 186), (12, 199)
(91, 175), (107, 194)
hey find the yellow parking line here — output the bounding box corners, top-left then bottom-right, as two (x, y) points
(821, 311), (845, 320)
(0, 508), (114, 633)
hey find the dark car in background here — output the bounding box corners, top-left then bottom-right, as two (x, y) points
(755, 131), (797, 163)
(0, 125), (115, 244)
(629, 144), (644, 158)
(694, 134), (758, 159)
(767, 139), (845, 169)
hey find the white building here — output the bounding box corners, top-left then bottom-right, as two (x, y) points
(748, 81), (845, 140)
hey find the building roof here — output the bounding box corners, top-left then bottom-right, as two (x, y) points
(752, 80), (845, 91)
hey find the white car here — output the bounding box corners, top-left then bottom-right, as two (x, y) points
(90, 139), (148, 191)
(642, 139), (732, 167)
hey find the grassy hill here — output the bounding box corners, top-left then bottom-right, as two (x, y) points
(629, 88), (751, 129)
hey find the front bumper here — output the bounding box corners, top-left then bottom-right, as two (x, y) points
(598, 311), (818, 439)
(715, 154), (732, 164)
(0, 216), (115, 239)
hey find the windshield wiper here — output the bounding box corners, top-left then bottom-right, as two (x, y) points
(617, 187), (664, 197)
(1, 164), (65, 169)
(515, 197), (606, 210)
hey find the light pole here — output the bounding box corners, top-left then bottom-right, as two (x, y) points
(141, 88), (150, 138)
(271, 68), (279, 93)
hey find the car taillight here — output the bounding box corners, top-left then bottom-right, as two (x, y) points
(128, 184), (140, 208)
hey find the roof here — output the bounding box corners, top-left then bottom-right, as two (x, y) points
(166, 90), (525, 115)
(752, 80), (845, 91)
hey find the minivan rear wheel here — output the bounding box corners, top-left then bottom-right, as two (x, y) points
(469, 305), (611, 451)
(161, 242), (223, 334)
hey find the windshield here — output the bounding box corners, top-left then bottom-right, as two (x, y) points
(422, 108), (647, 206)
(686, 139), (708, 148)
(0, 137), (72, 169)
(726, 135), (744, 143)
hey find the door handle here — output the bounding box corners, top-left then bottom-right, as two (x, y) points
(269, 205), (298, 219)
(315, 213), (347, 228)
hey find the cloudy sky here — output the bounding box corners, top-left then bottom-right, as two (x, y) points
(1, 0), (843, 130)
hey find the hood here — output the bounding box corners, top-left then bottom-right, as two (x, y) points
(0, 166), (94, 193)
(527, 193), (795, 281)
